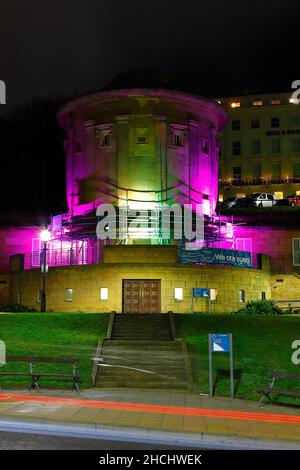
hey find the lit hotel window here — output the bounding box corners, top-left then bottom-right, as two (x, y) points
(271, 99), (281, 105)
(174, 288), (183, 301)
(274, 192), (283, 200)
(252, 100), (263, 107)
(231, 101), (240, 108)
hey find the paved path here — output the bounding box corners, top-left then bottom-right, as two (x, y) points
(0, 429), (193, 450)
(0, 388), (300, 446)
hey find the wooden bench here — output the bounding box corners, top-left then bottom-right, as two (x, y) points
(258, 370), (300, 405)
(0, 355), (80, 391)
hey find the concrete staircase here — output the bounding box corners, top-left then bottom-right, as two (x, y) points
(93, 314), (193, 391)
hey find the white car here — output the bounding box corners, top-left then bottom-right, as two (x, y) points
(221, 197), (245, 209)
(242, 192), (276, 207)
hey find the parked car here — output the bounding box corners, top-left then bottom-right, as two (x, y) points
(221, 196), (245, 209)
(276, 194), (300, 206)
(238, 192), (276, 208)
(286, 194), (300, 206)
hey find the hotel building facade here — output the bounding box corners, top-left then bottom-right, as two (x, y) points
(218, 92), (300, 201)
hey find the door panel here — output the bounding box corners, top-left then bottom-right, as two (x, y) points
(123, 280), (161, 313)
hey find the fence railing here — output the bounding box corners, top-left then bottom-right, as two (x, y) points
(22, 252), (298, 273)
(219, 176), (300, 187)
(24, 246), (101, 270)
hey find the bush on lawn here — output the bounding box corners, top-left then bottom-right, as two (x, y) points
(0, 304), (37, 313)
(234, 300), (282, 315)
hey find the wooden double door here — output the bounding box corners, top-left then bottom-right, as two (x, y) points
(123, 280), (161, 313)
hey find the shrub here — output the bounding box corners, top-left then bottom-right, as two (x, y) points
(0, 304), (37, 313)
(235, 300), (282, 315)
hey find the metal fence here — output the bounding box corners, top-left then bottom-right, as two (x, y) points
(24, 245), (101, 270)
(219, 176), (300, 187)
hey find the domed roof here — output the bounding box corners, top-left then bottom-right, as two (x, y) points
(104, 71), (175, 91)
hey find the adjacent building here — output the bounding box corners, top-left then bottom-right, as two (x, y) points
(218, 92), (300, 200)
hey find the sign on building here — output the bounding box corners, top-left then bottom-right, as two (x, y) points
(181, 247), (252, 268)
(192, 288), (210, 298)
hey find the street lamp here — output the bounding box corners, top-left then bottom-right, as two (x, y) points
(40, 229), (51, 312)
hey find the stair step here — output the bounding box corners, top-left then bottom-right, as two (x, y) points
(94, 383), (189, 390)
(94, 314), (190, 391)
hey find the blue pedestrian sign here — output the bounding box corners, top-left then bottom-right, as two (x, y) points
(211, 334), (230, 353)
(192, 288), (210, 298)
(208, 333), (234, 399)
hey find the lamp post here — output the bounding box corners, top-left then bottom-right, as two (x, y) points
(40, 229), (51, 313)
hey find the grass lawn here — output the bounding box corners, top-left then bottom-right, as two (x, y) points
(175, 314), (300, 401)
(0, 312), (109, 388)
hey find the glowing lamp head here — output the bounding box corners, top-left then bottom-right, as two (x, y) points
(40, 229), (51, 242)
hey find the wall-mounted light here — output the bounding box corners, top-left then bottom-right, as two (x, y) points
(100, 287), (109, 300)
(174, 288), (183, 301)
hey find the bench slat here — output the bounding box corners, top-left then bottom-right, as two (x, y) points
(5, 356), (78, 364)
(260, 387), (300, 397)
(0, 373), (32, 377)
(271, 371), (300, 380)
(29, 357), (79, 364)
(32, 374), (80, 378)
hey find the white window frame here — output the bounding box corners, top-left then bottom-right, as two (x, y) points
(292, 239), (300, 266)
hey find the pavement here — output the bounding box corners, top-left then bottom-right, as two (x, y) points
(0, 388), (300, 448)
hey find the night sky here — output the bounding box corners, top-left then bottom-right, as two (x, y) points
(0, 0), (299, 217)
